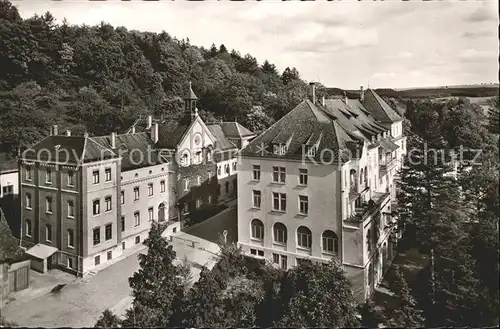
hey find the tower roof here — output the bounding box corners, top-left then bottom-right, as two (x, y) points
(185, 81), (198, 100)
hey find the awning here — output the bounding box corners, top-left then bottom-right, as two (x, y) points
(26, 244), (58, 260)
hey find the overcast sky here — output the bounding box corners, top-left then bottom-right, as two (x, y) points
(14, 0), (499, 89)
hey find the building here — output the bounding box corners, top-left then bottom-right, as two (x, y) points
(19, 125), (170, 275)
(237, 83), (407, 301)
(0, 168), (18, 199)
(128, 82), (255, 223)
(17, 82), (255, 275)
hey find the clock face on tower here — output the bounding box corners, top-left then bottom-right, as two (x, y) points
(194, 135), (201, 146)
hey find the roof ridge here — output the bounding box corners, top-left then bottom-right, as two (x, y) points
(235, 122), (242, 137)
(80, 135), (88, 166)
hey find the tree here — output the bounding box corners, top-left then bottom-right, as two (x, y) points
(359, 301), (385, 328)
(388, 268), (425, 327)
(487, 96), (499, 134)
(94, 309), (121, 328)
(281, 67), (300, 85)
(261, 60), (277, 74)
(122, 222), (183, 327)
(218, 44), (227, 54)
(274, 259), (359, 327)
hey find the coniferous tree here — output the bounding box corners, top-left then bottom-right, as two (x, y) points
(388, 268), (425, 327)
(122, 222), (183, 327)
(94, 309), (121, 328)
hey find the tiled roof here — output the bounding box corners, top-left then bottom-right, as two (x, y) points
(362, 89), (402, 123)
(92, 133), (169, 171)
(156, 120), (190, 149)
(206, 124), (237, 151)
(219, 122), (255, 138)
(379, 138), (400, 152)
(22, 136), (115, 164)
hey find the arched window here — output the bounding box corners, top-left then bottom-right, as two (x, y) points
(297, 226), (312, 249)
(25, 219), (32, 237)
(273, 222), (287, 244)
(180, 150), (190, 167)
(251, 219), (264, 240)
(158, 203), (165, 222)
(322, 230), (339, 254)
(207, 150), (212, 162)
(349, 169), (357, 188)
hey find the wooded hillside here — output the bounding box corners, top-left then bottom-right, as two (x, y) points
(0, 0), (326, 158)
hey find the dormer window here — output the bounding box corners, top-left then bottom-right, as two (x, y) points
(273, 144), (287, 155)
(304, 145), (316, 157)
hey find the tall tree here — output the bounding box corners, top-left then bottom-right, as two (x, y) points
(388, 268), (425, 327)
(122, 222), (183, 328)
(94, 309), (121, 328)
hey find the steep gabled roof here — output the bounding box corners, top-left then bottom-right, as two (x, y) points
(206, 124), (237, 151)
(362, 89), (402, 123)
(155, 120), (190, 149)
(219, 122), (255, 138)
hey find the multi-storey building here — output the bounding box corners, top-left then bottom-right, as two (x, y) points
(18, 82), (254, 275)
(19, 126), (170, 275)
(238, 83), (407, 301)
(129, 82), (255, 222)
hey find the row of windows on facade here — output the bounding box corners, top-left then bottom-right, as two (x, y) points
(24, 220), (75, 247)
(180, 149), (213, 166)
(25, 166), (112, 186)
(2, 185), (13, 195)
(252, 165), (308, 185)
(250, 250), (326, 270)
(217, 162), (237, 175)
(25, 194), (76, 217)
(252, 190), (309, 214)
(93, 235), (144, 267)
(250, 219), (339, 254)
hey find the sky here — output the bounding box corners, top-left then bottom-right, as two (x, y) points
(13, 0), (499, 89)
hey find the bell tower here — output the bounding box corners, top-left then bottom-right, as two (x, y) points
(184, 81), (198, 121)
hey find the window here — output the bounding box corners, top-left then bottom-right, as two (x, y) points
(25, 219), (32, 237)
(134, 187), (140, 200)
(225, 164), (230, 174)
(107, 250), (112, 260)
(197, 176), (201, 187)
(360, 168), (364, 184)
(273, 253), (280, 264)
(105, 196), (112, 212)
(281, 255), (288, 269)
(46, 168), (52, 183)
(273, 222), (287, 244)
(364, 166), (368, 185)
(297, 226), (312, 249)
(208, 195), (213, 204)
(184, 179), (189, 192)
(207, 171), (212, 180)
(207, 150), (212, 162)
(148, 183), (153, 196)
(299, 195), (308, 215)
(322, 230), (339, 254)
(252, 165), (261, 181)
(272, 192), (286, 212)
(26, 166), (32, 181)
(68, 257), (74, 269)
(273, 144), (287, 155)
(135, 236), (140, 244)
(45, 224), (52, 242)
(67, 200), (74, 218)
(93, 227), (100, 245)
(251, 219), (264, 240)
(184, 203), (189, 214)
(121, 216), (125, 232)
(93, 199), (100, 215)
(225, 181), (229, 194)
(68, 229), (74, 248)
(105, 223), (112, 240)
(67, 171), (74, 187)
(122, 242), (126, 250)
(232, 162), (237, 171)
(299, 169), (308, 185)
(46, 197), (53, 213)
(160, 180), (166, 193)
(181, 153), (189, 167)
(134, 212), (140, 226)
(92, 170), (99, 184)
(196, 198), (202, 209)
(272, 166), (286, 183)
(250, 249), (257, 255)
(104, 168), (111, 182)
(304, 145), (316, 156)
(252, 190), (261, 208)
(148, 207), (154, 221)
(258, 250), (264, 256)
(94, 255), (101, 266)
(2, 186), (13, 195)
(121, 191), (125, 204)
(217, 166), (221, 175)
(366, 229), (372, 253)
(26, 193), (32, 209)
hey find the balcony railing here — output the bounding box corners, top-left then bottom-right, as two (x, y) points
(345, 192), (390, 225)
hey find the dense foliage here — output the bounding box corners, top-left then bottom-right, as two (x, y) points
(0, 0), (310, 157)
(396, 96), (499, 326)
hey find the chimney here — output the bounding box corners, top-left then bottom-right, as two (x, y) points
(147, 115), (152, 129)
(343, 91), (348, 105)
(131, 126), (136, 134)
(322, 96), (325, 106)
(111, 132), (116, 149)
(52, 125), (58, 136)
(308, 82), (316, 104)
(65, 130), (71, 136)
(360, 86), (365, 101)
(151, 123), (159, 143)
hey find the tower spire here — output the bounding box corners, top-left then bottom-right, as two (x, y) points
(184, 81), (198, 122)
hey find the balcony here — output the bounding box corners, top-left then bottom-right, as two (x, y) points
(379, 156), (397, 176)
(344, 191), (390, 227)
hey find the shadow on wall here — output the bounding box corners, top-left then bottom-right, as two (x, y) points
(0, 195), (20, 238)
